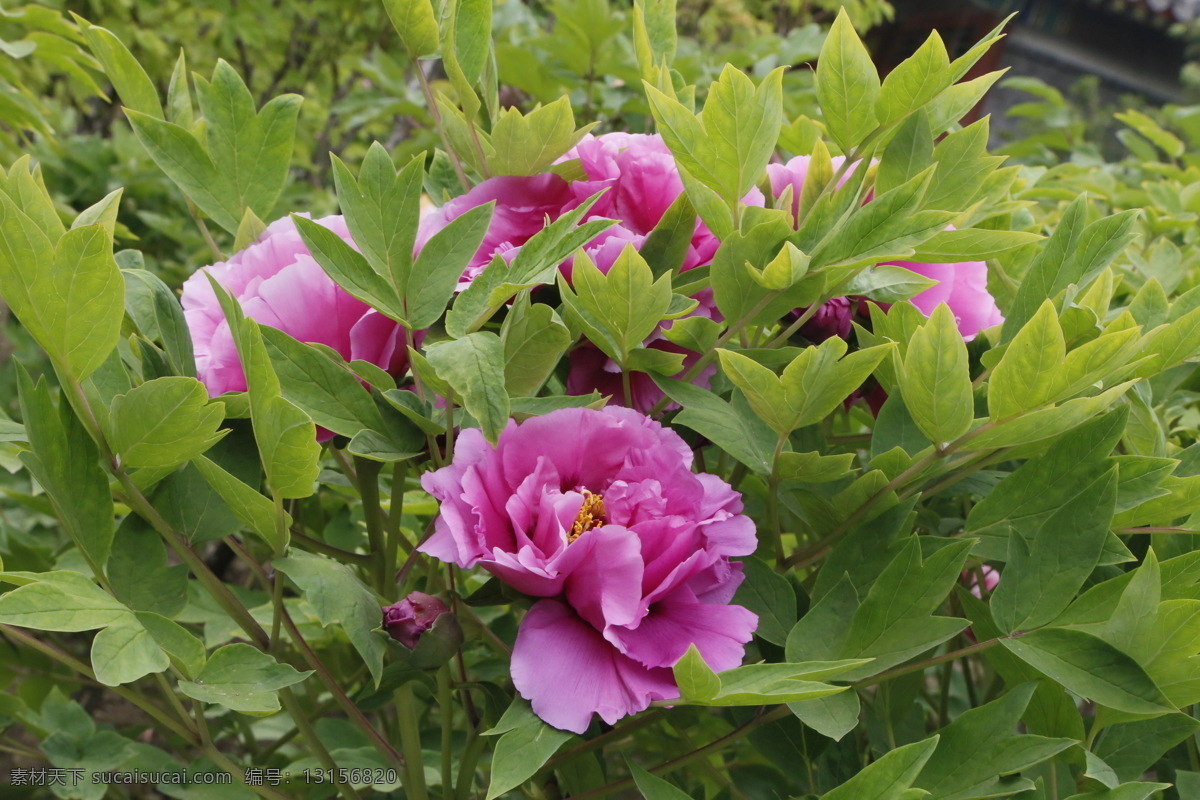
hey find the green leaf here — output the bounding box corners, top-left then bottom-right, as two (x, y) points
(990, 466), (1117, 633)
(501, 298), (571, 396)
(383, 0), (439, 57)
(672, 643), (721, 701)
(988, 300), (1065, 421)
(1002, 202), (1139, 341)
(0, 571), (128, 632)
(331, 145), (421, 299)
(123, 268), (196, 377)
(91, 615), (170, 686)
(559, 246), (673, 364)
(628, 761), (692, 800)
(425, 332), (510, 444)
(877, 109), (934, 196)
(790, 690), (861, 741)
(408, 201), (492, 328)
(0, 205), (123, 380)
(445, 195), (614, 337)
(127, 61), (301, 234)
(899, 304), (973, 444)
(111, 377), (226, 468)
(914, 684), (1075, 800)
(211, 282), (320, 502)
(640, 191), (697, 277)
(719, 338), (892, 437)
(192, 455), (288, 552)
(838, 538), (972, 679)
(1116, 109), (1184, 159)
(651, 377), (777, 475)
(260, 327), (386, 438)
(733, 556), (796, 646)
(193, 60), (301, 230)
(1093, 714), (1200, 782)
(822, 737), (939, 800)
(967, 408), (1125, 561)
(1063, 784), (1173, 800)
(73, 188), (123, 238)
(177, 643), (311, 715)
(646, 65), (783, 205)
(876, 30), (951, 126)
(488, 98), (593, 176)
(486, 700), (573, 799)
(274, 551), (385, 687)
(1002, 628), (1174, 716)
(107, 517), (188, 618)
(809, 168), (954, 271)
(709, 216), (795, 326)
(292, 211), (407, 322)
(909, 228), (1044, 262)
(75, 17), (164, 118)
(136, 612), (206, 678)
(17, 369), (115, 570)
(166, 50), (193, 127)
(816, 8), (881, 154)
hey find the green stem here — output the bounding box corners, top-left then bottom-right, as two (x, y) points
(646, 290), (784, 418)
(1, 625), (199, 745)
(438, 666), (454, 799)
(355, 457), (388, 593)
(409, 55), (471, 192)
(564, 708), (789, 800)
(202, 744), (295, 800)
(288, 530), (371, 566)
(395, 683), (430, 800)
(279, 687), (363, 800)
(384, 462), (411, 602)
(224, 538), (406, 768)
(851, 637), (1004, 689)
(454, 724), (487, 800)
(116, 470), (270, 648)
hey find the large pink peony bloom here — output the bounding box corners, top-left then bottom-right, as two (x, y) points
(419, 407), (757, 733)
(766, 156), (1004, 340)
(181, 214), (410, 397)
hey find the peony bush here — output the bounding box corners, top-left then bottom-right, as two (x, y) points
(1, 2), (1200, 800)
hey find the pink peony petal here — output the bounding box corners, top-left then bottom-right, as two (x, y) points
(511, 599), (676, 734)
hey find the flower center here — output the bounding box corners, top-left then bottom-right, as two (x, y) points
(568, 490), (606, 543)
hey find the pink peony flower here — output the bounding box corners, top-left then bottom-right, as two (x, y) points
(766, 154), (858, 221)
(419, 407), (757, 733)
(415, 174), (575, 288)
(181, 214), (410, 397)
(382, 591), (451, 649)
(889, 258), (1004, 341)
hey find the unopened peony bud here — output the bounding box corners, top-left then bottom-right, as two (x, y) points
(382, 592), (450, 650)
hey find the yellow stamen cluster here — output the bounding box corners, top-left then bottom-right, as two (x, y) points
(568, 490), (606, 543)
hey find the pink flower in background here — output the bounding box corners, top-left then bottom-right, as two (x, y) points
(888, 257), (1004, 341)
(563, 133), (684, 235)
(766, 155), (1004, 341)
(419, 406), (757, 733)
(415, 174), (574, 287)
(766, 154), (859, 221)
(182, 214), (410, 397)
(558, 133), (734, 410)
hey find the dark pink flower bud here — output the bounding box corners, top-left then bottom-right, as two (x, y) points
(382, 592), (450, 650)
